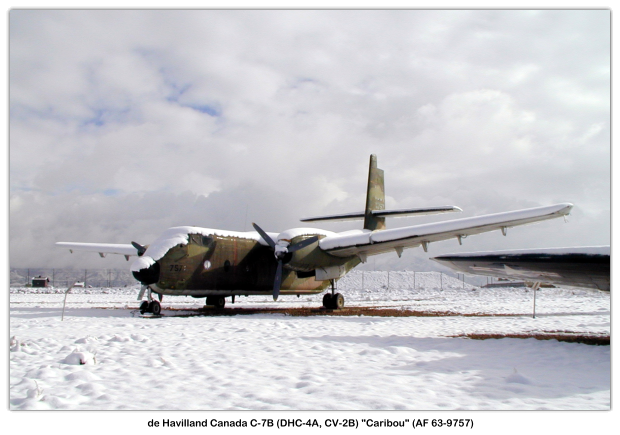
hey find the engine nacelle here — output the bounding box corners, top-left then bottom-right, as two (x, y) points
(285, 235), (350, 272)
(274, 228), (355, 273)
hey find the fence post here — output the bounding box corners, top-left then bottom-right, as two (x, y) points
(387, 271), (390, 290)
(440, 272), (443, 290)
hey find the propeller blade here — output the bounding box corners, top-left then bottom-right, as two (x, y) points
(287, 236), (319, 253)
(252, 223), (276, 249)
(131, 241), (147, 256)
(273, 260), (283, 301)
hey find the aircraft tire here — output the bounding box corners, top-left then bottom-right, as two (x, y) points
(139, 301), (149, 314)
(150, 300), (161, 315)
(214, 296), (226, 309)
(333, 293), (345, 309)
(323, 293), (333, 309)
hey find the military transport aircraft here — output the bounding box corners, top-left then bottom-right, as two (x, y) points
(432, 246), (610, 291)
(56, 155), (573, 314)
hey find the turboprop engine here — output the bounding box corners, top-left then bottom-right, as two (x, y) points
(252, 224), (343, 300)
(131, 255), (160, 285)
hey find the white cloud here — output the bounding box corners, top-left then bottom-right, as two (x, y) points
(9, 10), (610, 269)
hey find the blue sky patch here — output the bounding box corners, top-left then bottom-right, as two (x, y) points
(184, 103), (221, 117)
(103, 188), (122, 196)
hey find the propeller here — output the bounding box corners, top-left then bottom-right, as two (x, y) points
(131, 241), (147, 256)
(252, 223), (319, 301)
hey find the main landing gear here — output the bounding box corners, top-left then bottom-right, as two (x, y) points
(323, 279), (345, 309)
(206, 296), (226, 309)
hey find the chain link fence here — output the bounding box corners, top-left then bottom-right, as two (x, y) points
(10, 268), (136, 288)
(338, 270), (479, 291)
(10, 268), (489, 289)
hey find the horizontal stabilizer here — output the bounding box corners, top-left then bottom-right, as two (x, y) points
(373, 206), (462, 218)
(300, 211), (365, 222)
(301, 206), (462, 222)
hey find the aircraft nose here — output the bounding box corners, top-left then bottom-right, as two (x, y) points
(130, 256), (160, 285)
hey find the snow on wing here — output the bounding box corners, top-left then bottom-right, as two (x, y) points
(318, 203), (573, 258)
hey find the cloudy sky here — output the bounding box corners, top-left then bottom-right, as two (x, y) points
(9, 9), (610, 270)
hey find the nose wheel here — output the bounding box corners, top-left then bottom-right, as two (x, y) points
(139, 299), (161, 315)
(138, 286), (162, 315)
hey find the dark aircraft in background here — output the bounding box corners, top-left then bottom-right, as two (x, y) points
(432, 246), (610, 291)
(56, 155), (573, 314)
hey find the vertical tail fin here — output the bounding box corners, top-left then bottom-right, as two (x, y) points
(363, 154), (386, 231)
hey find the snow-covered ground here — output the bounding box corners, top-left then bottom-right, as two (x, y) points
(9, 271), (610, 415)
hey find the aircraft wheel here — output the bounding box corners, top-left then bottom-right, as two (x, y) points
(333, 293), (345, 309)
(139, 301), (149, 314)
(213, 296), (226, 309)
(323, 293), (333, 309)
(149, 300), (161, 315)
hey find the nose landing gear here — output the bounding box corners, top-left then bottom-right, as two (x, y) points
(138, 286), (162, 315)
(139, 300), (162, 315)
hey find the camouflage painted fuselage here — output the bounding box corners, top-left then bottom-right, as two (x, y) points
(146, 231), (360, 297)
(128, 153), (385, 299)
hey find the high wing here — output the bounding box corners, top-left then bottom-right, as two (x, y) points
(319, 203), (573, 260)
(431, 246), (610, 291)
(55, 242), (141, 260)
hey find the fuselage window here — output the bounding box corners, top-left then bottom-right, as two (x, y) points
(168, 244), (188, 261)
(189, 234), (214, 246)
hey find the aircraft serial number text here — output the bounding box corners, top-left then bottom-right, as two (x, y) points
(148, 417), (474, 429)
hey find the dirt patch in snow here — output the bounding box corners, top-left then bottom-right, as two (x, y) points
(167, 305), (479, 317)
(154, 306), (609, 345)
(451, 332), (609, 346)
